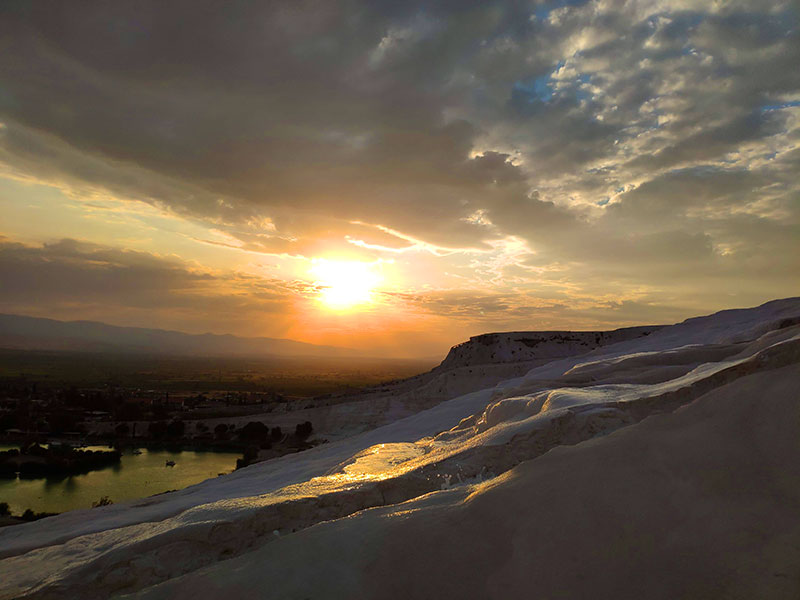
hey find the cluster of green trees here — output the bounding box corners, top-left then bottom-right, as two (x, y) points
(145, 420), (187, 439)
(0, 443), (121, 479)
(295, 421), (313, 440)
(234, 420), (314, 470)
(0, 401), (86, 436)
(0, 501), (58, 522)
(214, 422), (285, 443)
(109, 418), (314, 472)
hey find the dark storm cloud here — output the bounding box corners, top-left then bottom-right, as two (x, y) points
(0, 0), (798, 321)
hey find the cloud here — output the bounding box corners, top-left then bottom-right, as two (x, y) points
(0, 236), (306, 335)
(0, 0), (797, 347)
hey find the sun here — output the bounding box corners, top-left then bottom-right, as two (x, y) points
(310, 259), (380, 310)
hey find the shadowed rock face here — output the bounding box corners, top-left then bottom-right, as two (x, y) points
(1, 300), (799, 600)
(438, 326), (663, 370)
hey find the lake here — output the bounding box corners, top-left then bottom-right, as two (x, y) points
(0, 444), (240, 515)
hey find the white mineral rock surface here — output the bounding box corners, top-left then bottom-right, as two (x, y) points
(1, 298), (798, 600)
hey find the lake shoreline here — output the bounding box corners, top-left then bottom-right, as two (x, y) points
(0, 444), (242, 517)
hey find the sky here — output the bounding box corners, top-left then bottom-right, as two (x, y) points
(0, 0), (798, 358)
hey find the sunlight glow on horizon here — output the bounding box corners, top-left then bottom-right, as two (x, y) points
(310, 258), (382, 311)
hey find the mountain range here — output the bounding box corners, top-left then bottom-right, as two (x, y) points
(0, 313), (358, 358)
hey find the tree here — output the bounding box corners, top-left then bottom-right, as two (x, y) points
(151, 404), (169, 421)
(0, 502), (9, 516)
(270, 426), (282, 442)
(115, 401), (144, 421)
(166, 420), (185, 438)
(239, 421), (269, 441)
(148, 421), (167, 440)
(295, 421), (313, 441)
(48, 410), (77, 434)
(0, 412), (17, 432)
(214, 423), (229, 440)
(236, 445), (260, 470)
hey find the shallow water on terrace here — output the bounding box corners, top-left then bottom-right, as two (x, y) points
(0, 446), (240, 515)
(341, 442), (425, 478)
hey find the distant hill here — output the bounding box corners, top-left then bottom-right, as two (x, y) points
(0, 314), (359, 358)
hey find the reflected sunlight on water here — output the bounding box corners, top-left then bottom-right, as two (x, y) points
(341, 442), (425, 478)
